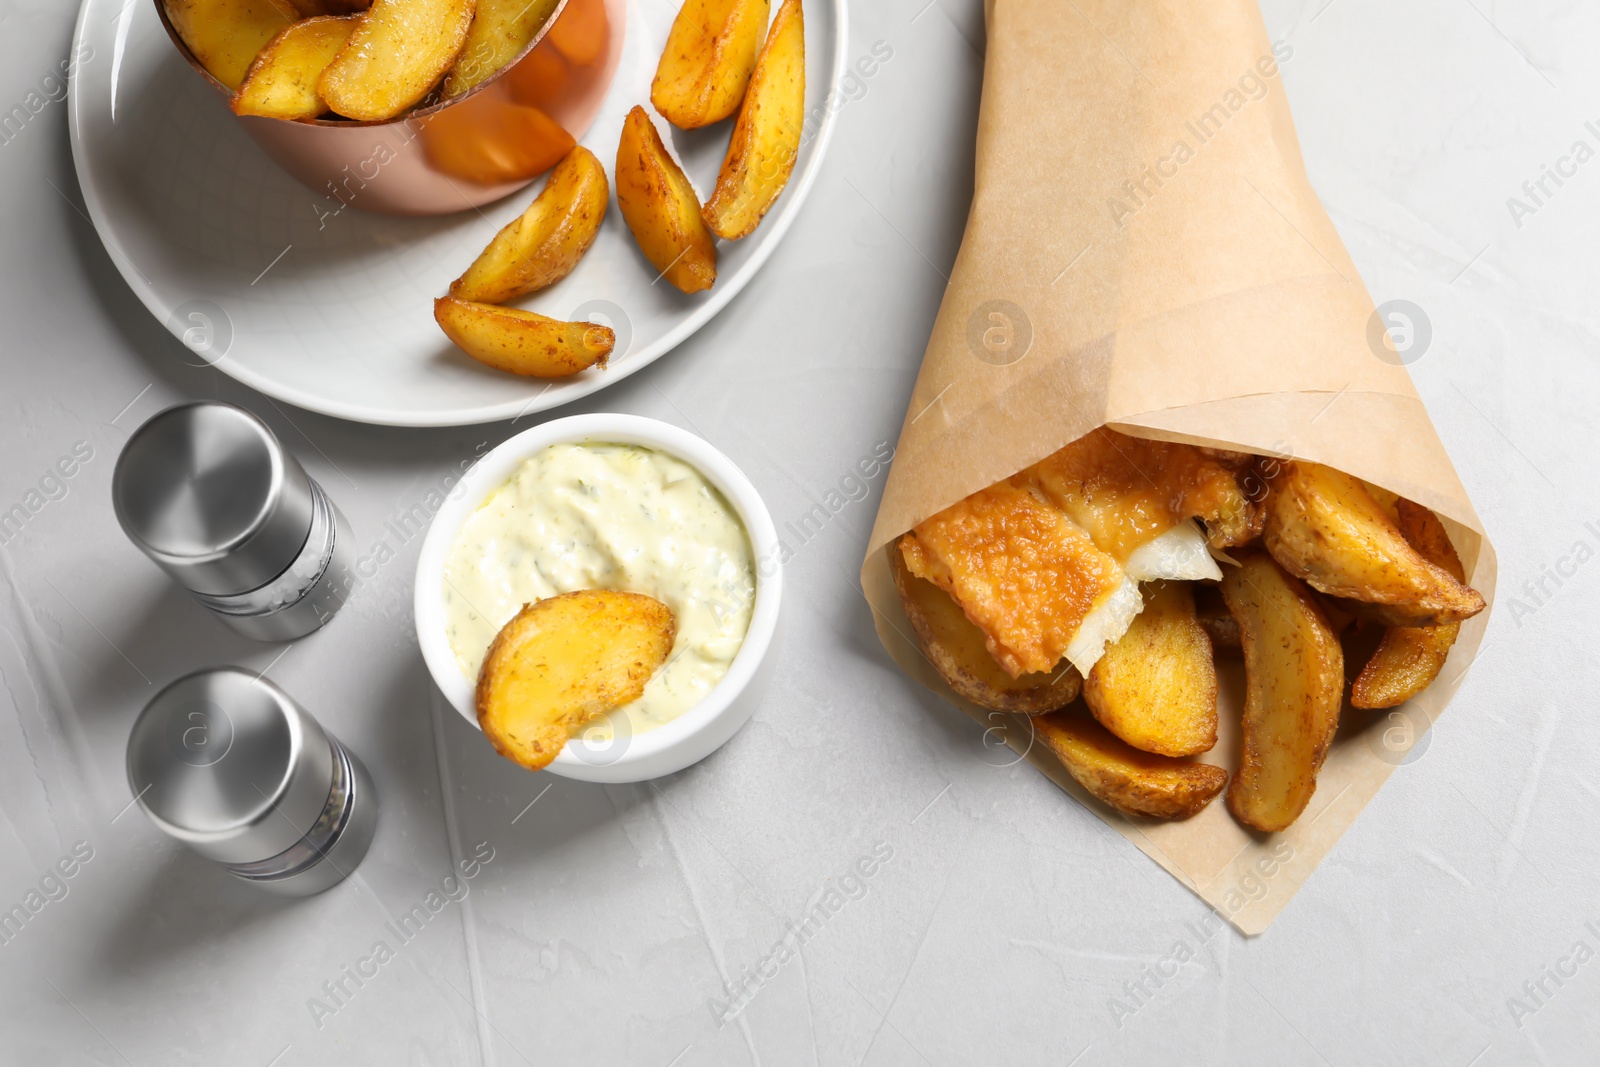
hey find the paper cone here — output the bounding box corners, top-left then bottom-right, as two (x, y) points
(861, 0), (1497, 934)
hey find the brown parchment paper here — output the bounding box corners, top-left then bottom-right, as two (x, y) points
(861, 0), (1498, 935)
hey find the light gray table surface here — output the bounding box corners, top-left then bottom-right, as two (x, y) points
(2, 0), (1596, 1063)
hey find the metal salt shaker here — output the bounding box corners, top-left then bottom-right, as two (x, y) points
(126, 668), (378, 896)
(112, 401), (354, 641)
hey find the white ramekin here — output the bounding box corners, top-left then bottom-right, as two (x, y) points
(414, 414), (782, 783)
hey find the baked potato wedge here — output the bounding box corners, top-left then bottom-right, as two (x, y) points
(449, 146), (608, 304)
(1352, 500), (1467, 708)
(443, 0), (562, 97)
(1263, 461), (1485, 627)
(434, 296), (613, 377)
(1033, 711), (1227, 821)
(650, 0), (770, 129)
(319, 0), (476, 121)
(891, 539), (1080, 715)
(702, 0), (804, 239)
(615, 106), (717, 294)
(1221, 553), (1344, 833)
(232, 16), (359, 120)
(476, 591), (675, 771)
(1083, 580), (1217, 757)
(161, 0), (299, 91)
(286, 0), (372, 14)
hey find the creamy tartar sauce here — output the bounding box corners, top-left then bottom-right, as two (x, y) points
(442, 443), (755, 738)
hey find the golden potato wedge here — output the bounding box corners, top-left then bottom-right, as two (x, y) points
(232, 16), (359, 120)
(449, 146), (608, 304)
(890, 540), (1080, 715)
(1363, 481), (1401, 520)
(615, 105), (717, 294)
(443, 0), (562, 97)
(1083, 581), (1217, 757)
(286, 0), (372, 15)
(434, 296), (613, 377)
(650, 0), (770, 129)
(1033, 711), (1227, 821)
(702, 0), (804, 239)
(1352, 500), (1467, 708)
(1264, 461), (1485, 627)
(1221, 553), (1344, 833)
(1352, 621), (1456, 710)
(319, 0), (476, 121)
(476, 591), (675, 771)
(162, 0), (299, 91)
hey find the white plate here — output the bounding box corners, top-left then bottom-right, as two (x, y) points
(68, 0), (845, 427)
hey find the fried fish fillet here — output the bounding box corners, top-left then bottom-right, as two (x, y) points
(1020, 428), (1260, 555)
(900, 483), (1131, 678)
(890, 542), (1082, 714)
(900, 430), (1262, 681)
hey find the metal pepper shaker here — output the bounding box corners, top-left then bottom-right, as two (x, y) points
(126, 668), (378, 896)
(112, 401), (354, 642)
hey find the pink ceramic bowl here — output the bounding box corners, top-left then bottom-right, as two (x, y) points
(153, 0), (625, 215)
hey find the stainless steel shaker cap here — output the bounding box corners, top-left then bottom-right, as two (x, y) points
(113, 402), (316, 597)
(127, 668), (339, 866)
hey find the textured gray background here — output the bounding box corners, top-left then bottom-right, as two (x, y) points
(1, 0), (1596, 1063)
